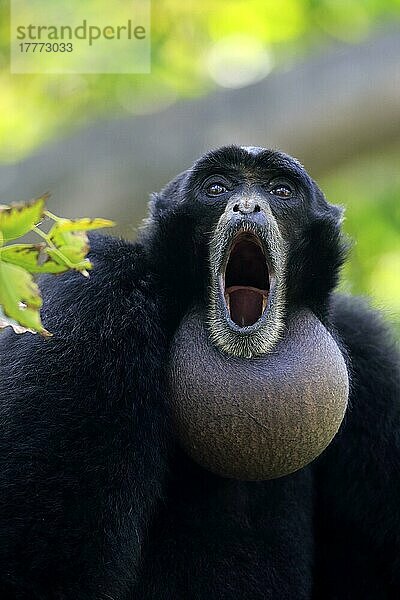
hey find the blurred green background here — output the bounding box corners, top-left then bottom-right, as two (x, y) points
(1, 0), (399, 328)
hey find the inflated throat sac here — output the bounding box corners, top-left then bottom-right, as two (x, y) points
(168, 308), (349, 480)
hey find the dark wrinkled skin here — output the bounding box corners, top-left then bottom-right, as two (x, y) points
(0, 146), (399, 600)
(169, 307), (348, 480)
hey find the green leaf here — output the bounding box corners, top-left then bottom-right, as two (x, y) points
(50, 217), (115, 232)
(0, 261), (50, 336)
(47, 227), (93, 274)
(0, 307), (37, 335)
(0, 243), (69, 274)
(0, 195), (47, 242)
(49, 226), (89, 250)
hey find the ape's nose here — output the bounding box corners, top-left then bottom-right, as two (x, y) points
(232, 198), (261, 214)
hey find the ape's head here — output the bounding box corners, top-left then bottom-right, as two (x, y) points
(143, 146), (349, 480)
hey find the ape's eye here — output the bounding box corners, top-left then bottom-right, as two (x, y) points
(205, 182), (228, 197)
(270, 184), (293, 198)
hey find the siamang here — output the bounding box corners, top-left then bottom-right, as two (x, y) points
(0, 146), (399, 600)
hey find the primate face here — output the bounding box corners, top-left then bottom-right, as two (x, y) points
(147, 145), (344, 357)
(179, 146), (343, 357)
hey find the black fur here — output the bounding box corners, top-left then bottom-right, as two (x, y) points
(0, 146), (398, 599)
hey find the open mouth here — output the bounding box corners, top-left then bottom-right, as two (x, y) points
(222, 232), (270, 328)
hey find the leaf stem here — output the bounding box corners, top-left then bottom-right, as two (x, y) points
(44, 210), (63, 222)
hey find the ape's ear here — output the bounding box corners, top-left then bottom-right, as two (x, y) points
(329, 201), (345, 225)
(312, 181), (345, 226)
(148, 192), (163, 219)
(148, 171), (189, 219)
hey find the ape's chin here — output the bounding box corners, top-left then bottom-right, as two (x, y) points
(168, 307), (349, 480)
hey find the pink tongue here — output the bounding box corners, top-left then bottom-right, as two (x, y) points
(226, 286), (267, 327)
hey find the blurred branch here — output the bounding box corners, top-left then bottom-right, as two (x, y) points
(0, 28), (399, 231)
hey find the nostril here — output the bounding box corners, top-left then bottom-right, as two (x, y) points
(254, 205), (261, 213)
(232, 204), (239, 212)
